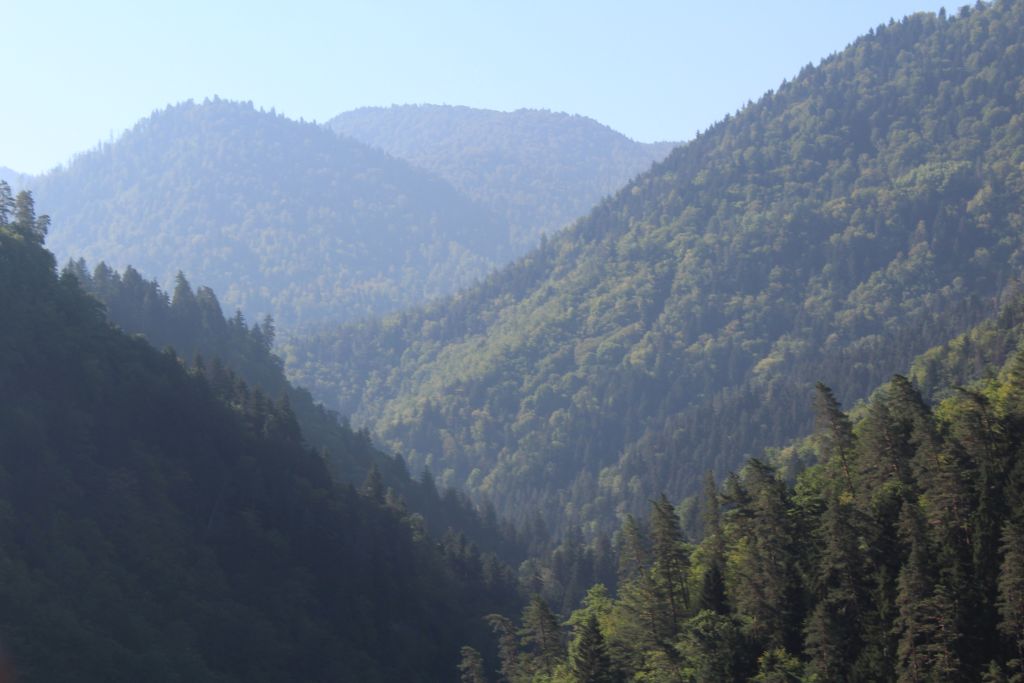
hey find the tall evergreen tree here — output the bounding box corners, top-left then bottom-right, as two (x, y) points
(649, 494), (691, 646)
(997, 519), (1024, 679)
(804, 491), (867, 681)
(0, 180), (13, 225)
(572, 614), (615, 683)
(698, 472), (727, 614)
(519, 595), (563, 676)
(458, 646), (488, 683)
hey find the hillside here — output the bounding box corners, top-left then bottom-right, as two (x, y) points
(32, 98), (504, 328)
(0, 201), (519, 680)
(65, 257), (529, 563)
(473, 347), (1024, 681)
(288, 1), (1024, 534)
(329, 105), (676, 250)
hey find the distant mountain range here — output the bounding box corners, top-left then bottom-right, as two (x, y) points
(330, 104), (676, 250)
(28, 101), (675, 330)
(287, 1), (1024, 533)
(32, 99), (508, 328)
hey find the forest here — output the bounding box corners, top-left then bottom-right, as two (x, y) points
(288, 0), (1024, 538)
(0, 189), (522, 681)
(4, 1), (1024, 682)
(467, 356), (1024, 681)
(330, 105), (675, 251)
(30, 99), (504, 327)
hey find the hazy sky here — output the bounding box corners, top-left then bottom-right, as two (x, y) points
(4, 0), (950, 175)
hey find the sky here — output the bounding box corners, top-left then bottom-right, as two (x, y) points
(3, 0), (951, 175)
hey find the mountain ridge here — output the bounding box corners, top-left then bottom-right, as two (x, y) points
(329, 104), (677, 250)
(33, 98), (505, 329)
(288, 0), (1024, 534)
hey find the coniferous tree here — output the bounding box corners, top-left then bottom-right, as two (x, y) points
(698, 472), (728, 615)
(486, 614), (522, 683)
(649, 494), (691, 646)
(814, 382), (857, 496)
(730, 459), (801, 652)
(362, 462), (385, 504)
(0, 180), (13, 224)
(519, 595), (563, 676)
(997, 519), (1024, 679)
(458, 646), (488, 683)
(804, 491), (867, 681)
(572, 614), (615, 683)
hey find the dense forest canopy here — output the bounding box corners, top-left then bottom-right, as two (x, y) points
(330, 105), (676, 251)
(65, 256), (530, 564)
(472, 351), (1024, 681)
(30, 98), (505, 328)
(23, 100), (677, 332)
(288, 0), (1024, 537)
(0, 195), (522, 681)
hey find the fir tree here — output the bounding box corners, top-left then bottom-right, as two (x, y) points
(572, 614), (615, 683)
(997, 519), (1024, 679)
(649, 494), (691, 646)
(519, 595), (563, 676)
(458, 646), (488, 683)
(361, 462), (385, 504)
(814, 382), (857, 496)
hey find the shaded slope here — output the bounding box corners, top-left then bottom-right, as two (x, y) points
(66, 258), (529, 563)
(0, 216), (518, 680)
(288, 1), (1024, 533)
(33, 98), (504, 328)
(329, 105), (676, 250)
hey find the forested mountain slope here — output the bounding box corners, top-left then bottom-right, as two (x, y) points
(329, 105), (676, 251)
(288, 1), (1024, 535)
(0, 200), (519, 681)
(476, 356), (1024, 681)
(65, 257), (529, 563)
(32, 98), (504, 328)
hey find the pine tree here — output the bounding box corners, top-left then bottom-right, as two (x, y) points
(458, 646), (488, 683)
(0, 180), (13, 225)
(361, 463), (385, 504)
(572, 615), (615, 683)
(678, 610), (741, 683)
(804, 492), (867, 681)
(11, 190), (47, 243)
(997, 519), (1024, 678)
(486, 614), (522, 683)
(730, 459), (801, 652)
(519, 595), (563, 675)
(649, 495), (691, 640)
(814, 382), (857, 496)
(698, 472), (728, 614)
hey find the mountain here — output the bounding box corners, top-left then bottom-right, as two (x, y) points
(329, 105), (677, 250)
(32, 98), (506, 328)
(0, 200), (521, 680)
(66, 257), (531, 563)
(476, 336), (1024, 681)
(287, 1), (1024, 535)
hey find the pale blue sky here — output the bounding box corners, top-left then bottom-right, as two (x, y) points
(4, 0), (950, 174)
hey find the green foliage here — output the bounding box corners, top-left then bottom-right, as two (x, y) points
(459, 646), (489, 683)
(35, 98), (506, 327)
(0, 221), (521, 680)
(67, 257), (530, 564)
(474, 344), (1024, 680)
(330, 104), (676, 251)
(572, 615), (616, 683)
(289, 0), (1024, 537)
